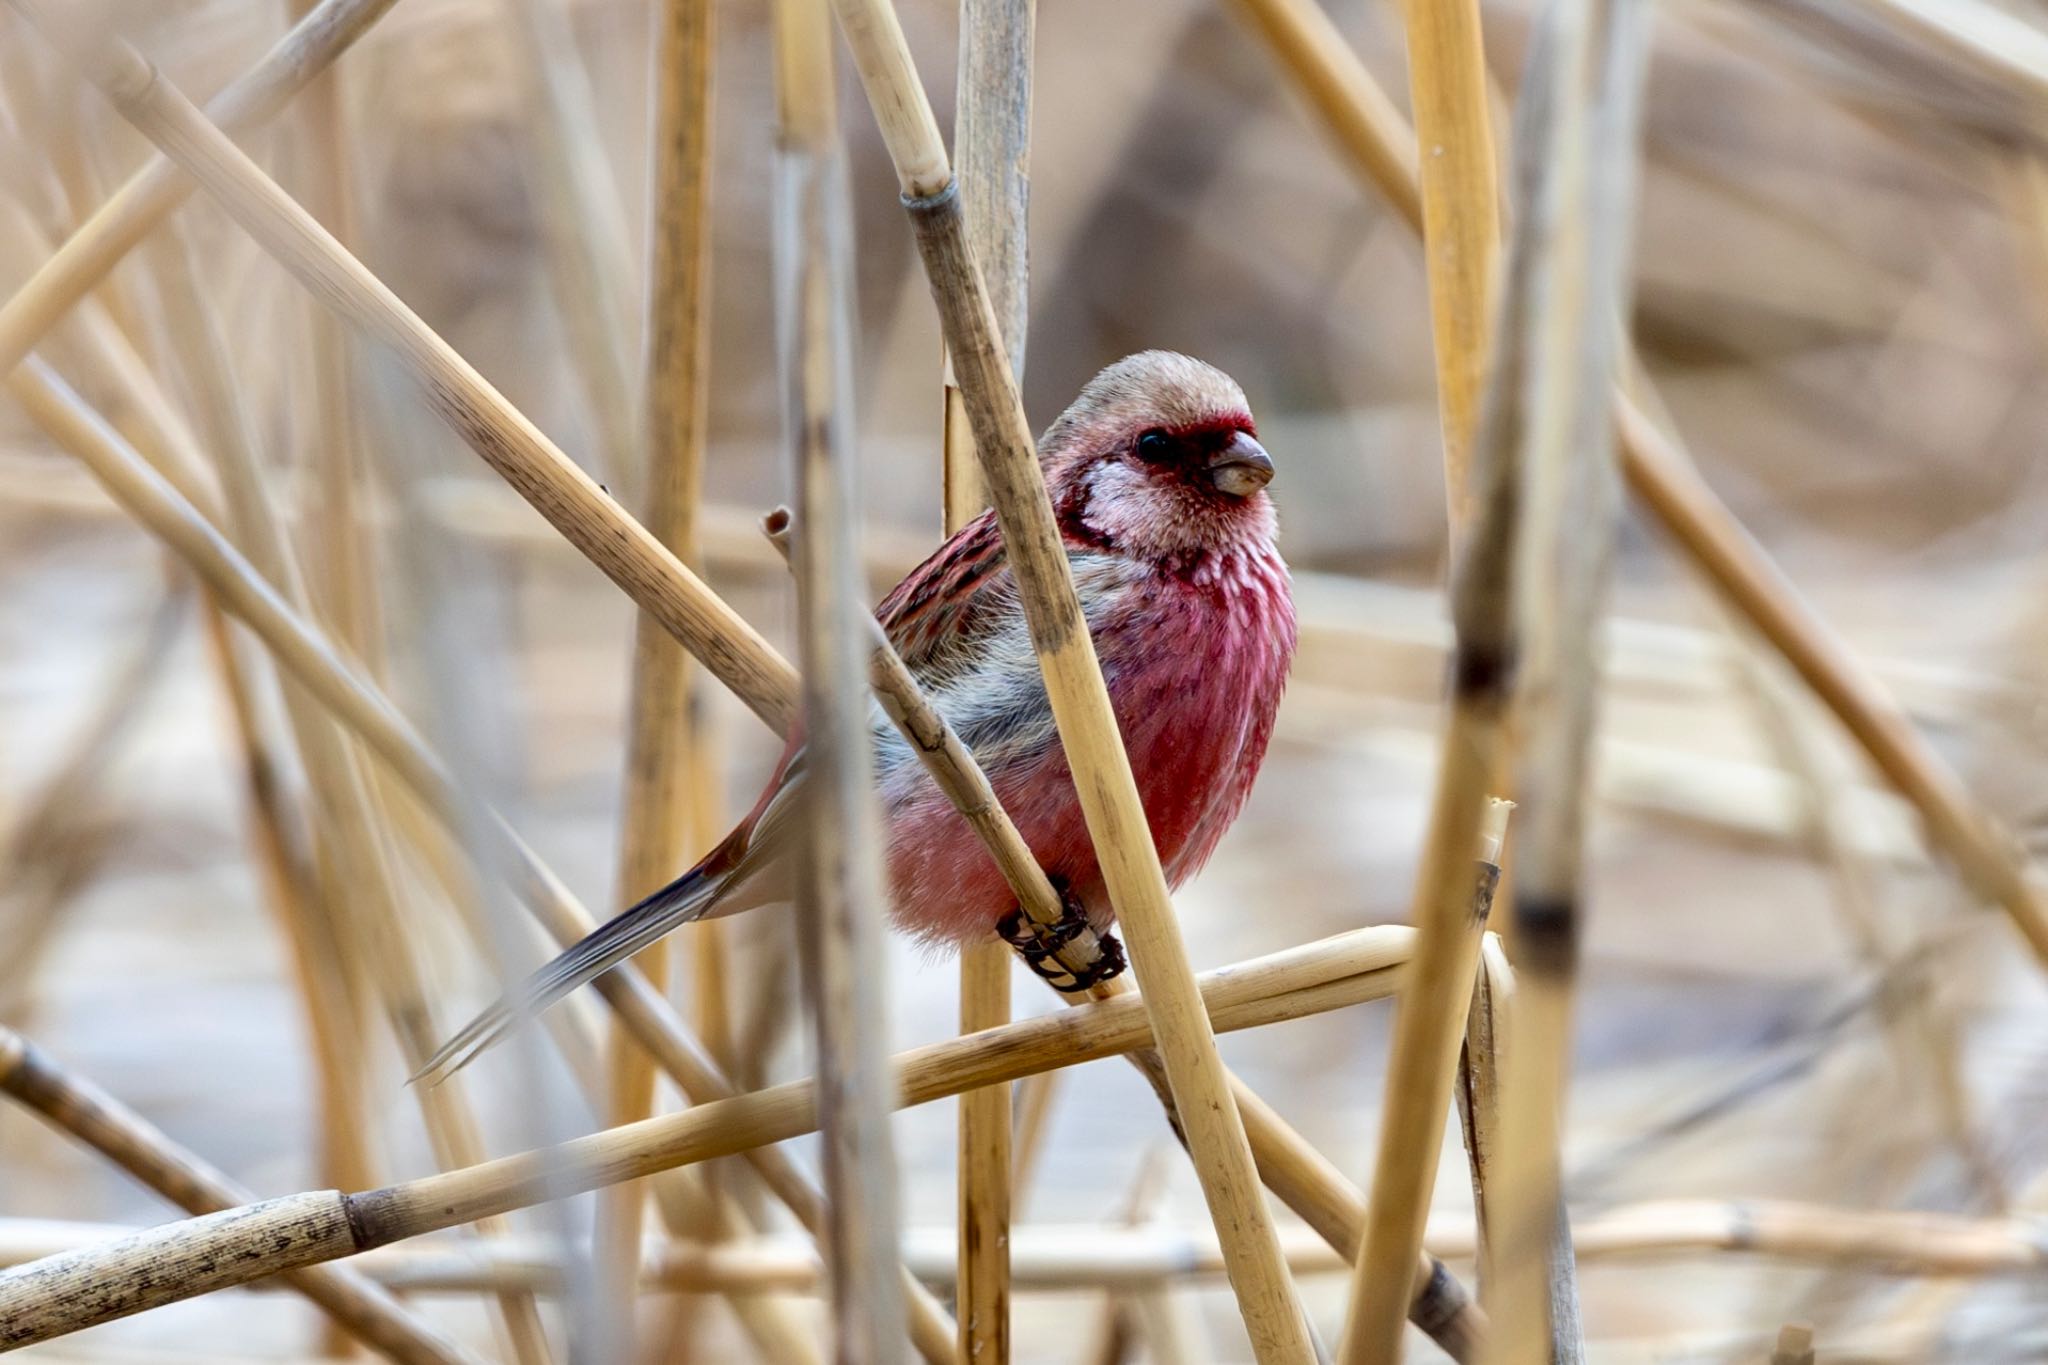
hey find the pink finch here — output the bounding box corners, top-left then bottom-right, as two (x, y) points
(427, 351), (1296, 1076)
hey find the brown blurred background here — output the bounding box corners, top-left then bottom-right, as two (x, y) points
(4, 0), (2048, 1359)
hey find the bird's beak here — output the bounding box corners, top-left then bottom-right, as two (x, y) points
(1206, 432), (1275, 497)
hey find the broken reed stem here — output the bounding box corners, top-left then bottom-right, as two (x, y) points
(774, 0), (912, 1356)
(149, 236), (558, 1365)
(826, 3), (1312, 1356)
(505, 0), (642, 502)
(1454, 935), (1508, 1289)
(0, 0), (404, 379)
(0, 1028), (478, 1365)
(0, 928), (1415, 1349)
(1393, 0), (1500, 534)
(1455, 941), (1583, 1354)
(595, 0), (719, 1336)
(1227, 0), (2048, 969)
(1339, 798), (1512, 1365)
(8, 0), (800, 735)
(950, 2), (1035, 1355)
(1479, 2), (1652, 1361)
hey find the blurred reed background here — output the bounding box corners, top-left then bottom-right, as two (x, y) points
(2, 0), (2048, 1360)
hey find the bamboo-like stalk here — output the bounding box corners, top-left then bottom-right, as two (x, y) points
(950, 2), (1035, 1355)
(1477, 1), (1652, 1361)
(195, 599), (382, 1220)
(1392, 0), (1500, 534)
(826, 3), (1313, 1356)
(11, 352), (953, 1365)
(0, 1028), (477, 1365)
(8, 0), (801, 734)
(1453, 940), (1582, 1353)
(0, 0), (405, 380)
(1226, 0), (2048, 970)
(1327, 10), (1501, 1339)
(774, 0), (910, 1356)
(14, 1188), (2048, 1298)
(0, 926), (1416, 1348)
(504, 0), (642, 500)
(595, 0), (719, 1340)
(283, 0), (383, 669)
(148, 238), (558, 1365)
(1340, 790), (1511, 1363)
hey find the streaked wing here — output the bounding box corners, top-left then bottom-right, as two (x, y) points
(875, 509), (1009, 677)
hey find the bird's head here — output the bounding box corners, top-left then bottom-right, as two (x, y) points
(1042, 352), (1277, 565)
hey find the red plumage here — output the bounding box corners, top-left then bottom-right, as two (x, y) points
(424, 351), (1296, 1077)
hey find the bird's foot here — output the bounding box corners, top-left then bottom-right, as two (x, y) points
(995, 881), (1127, 993)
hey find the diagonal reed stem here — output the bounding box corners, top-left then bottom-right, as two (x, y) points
(1226, 0), (2048, 971)
(0, 1027), (479, 1365)
(0, 926), (1415, 1350)
(825, 1), (1313, 1356)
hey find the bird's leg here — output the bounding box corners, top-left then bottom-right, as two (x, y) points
(994, 877), (1127, 992)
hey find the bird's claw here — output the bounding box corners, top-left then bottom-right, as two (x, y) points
(995, 883), (1127, 993)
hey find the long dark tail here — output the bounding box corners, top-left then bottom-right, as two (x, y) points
(414, 836), (742, 1085)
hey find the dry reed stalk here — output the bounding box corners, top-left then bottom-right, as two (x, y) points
(283, 0), (383, 669)
(15, 1188), (2048, 1296)
(10, 345), (945, 1360)
(1335, 8), (1507, 1316)
(949, 2), (1035, 1356)
(0, 585), (184, 1012)
(1393, 0), (1500, 533)
(1476, 2), (1651, 1361)
(0, 0), (405, 379)
(504, 0), (642, 501)
(194, 598), (383, 1213)
(1228, 0), (2048, 969)
(774, 0), (911, 1356)
(595, 0), (720, 1338)
(1339, 796), (1511, 1364)
(1452, 940), (1583, 1358)
(1454, 938), (1508, 1282)
(1221, 0), (1421, 227)
(827, 3), (1312, 1355)
(0, 1028), (478, 1365)
(148, 240), (559, 1365)
(8, 0), (801, 735)
(0, 926), (1416, 1348)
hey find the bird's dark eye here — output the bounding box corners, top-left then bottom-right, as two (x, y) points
(1136, 429), (1176, 463)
